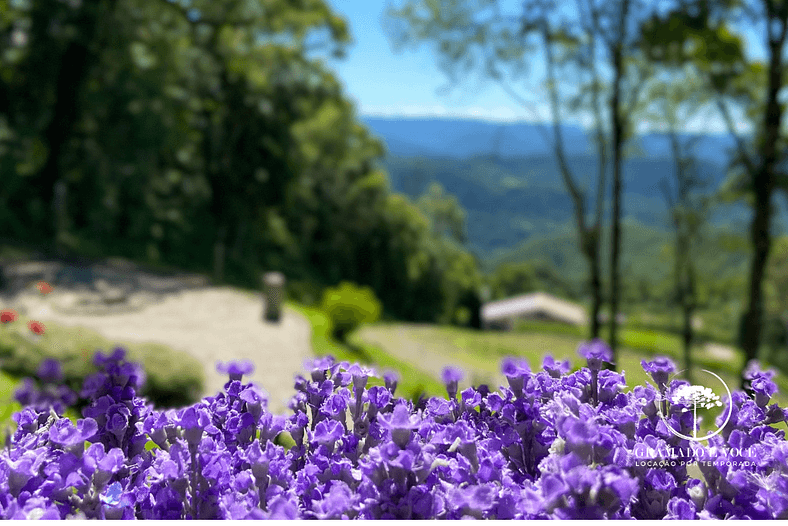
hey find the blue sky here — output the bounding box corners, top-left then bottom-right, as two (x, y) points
(323, 0), (765, 135)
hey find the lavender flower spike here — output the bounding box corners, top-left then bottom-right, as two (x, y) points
(578, 339), (613, 372)
(442, 366), (465, 399)
(378, 402), (420, 448)
(37, 359), (64, 383)
(640, 357), (676, 390)
(216, 360), (255, 382)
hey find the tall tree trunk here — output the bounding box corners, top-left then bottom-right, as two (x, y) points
(32, 0), (105, 239)
(608, 59), (625, 368)
(231, 219), (247, 261)
(682, 263), (695, 383)
(213, 224), (227, 283)
(740, 35), (784, 387)
(540, 20), (606, 341)
(588, 16), (609, 342)
(606, 0), (631, 368)
(589, 238), (603, 338)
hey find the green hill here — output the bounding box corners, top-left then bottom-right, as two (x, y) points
(382, 153), (770, 264)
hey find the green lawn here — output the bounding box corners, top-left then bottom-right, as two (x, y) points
(289, 303), (446, 400)
(355, 322), (788, 408)
(0, 369), (21, 442)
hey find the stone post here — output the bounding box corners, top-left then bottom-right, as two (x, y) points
(262, 272), (285, 323)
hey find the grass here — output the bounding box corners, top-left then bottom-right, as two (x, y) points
(288, 303), (446, 400)
(0, 369), (21, 442)
(514, 319), (741, 373)
(355, 322), (788, 409)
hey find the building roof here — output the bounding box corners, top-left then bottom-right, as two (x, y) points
(481, 292), (587, 326)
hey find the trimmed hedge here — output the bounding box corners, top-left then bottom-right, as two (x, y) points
(0, 318), (204, 408)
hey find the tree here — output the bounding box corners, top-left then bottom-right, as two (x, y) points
(152, 0), (351, 282)
(648, 73), (711, 381)
(489, 260), (575, 301)
(764, 235), (788, 367)
(766, 236), (788, 319)
(384, 0), (654, 365)
(0, 0), (484, 327)
(416, 182), (467, 244)
(640, 0), (788, 386)
(0, 0), (116, 241)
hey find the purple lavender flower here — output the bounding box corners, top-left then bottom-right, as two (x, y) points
(6, 347), (788, 519)
(93, 347), (126, 368)
(597, 370), (626, 405)
(577, 339), (612, 371)
(267, 495), (300, 520)
(216, 360), (254, 382)
(177, 406), (212, 446)
(36, 359), (63, 383)
(560, 417), (598, 462)
(744, 361), (779, 407)
(441, 366), (464, 399)
(49, 417), (98, 449)
(663, 497), (696, 519)
(346, 364), (375, 392)
(105, 403), (131, 441)
(501, 357), (530, 396)
(5, 448), (46, 496)
(238, 384), (268, 420)
(305, 356), (335, 382)
(641, 356), (676, 389)
(378, 403), (420, 448)
(541, 474), (569, 512)
(383, 370), (400, 395)
(313, 480), (357, 519)
(312, 419), (344, 446)
(542, 355), (570, 378)
(13, 374), (77, 415)
(367, 386), (392, 411)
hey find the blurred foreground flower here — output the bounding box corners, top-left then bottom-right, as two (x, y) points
(0, 309), (17, 324)
(35, 281), (53, 295)
(27, 320), (46, 336)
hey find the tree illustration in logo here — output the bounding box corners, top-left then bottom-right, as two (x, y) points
(670, 384), (724, 438)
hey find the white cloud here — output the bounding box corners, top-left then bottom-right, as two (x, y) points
(360, 103), (548, 123)
(360, 103), (755, 136)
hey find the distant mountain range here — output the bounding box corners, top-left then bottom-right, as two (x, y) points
(358, 117), (786, 281)
(360, 116), (740, 164)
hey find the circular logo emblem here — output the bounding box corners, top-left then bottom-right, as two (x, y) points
(652, 369), (733, 442)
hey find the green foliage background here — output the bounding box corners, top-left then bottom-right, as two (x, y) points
(0, 0), (482, 328)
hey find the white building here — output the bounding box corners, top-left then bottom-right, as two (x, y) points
(481, 292), (588, 331)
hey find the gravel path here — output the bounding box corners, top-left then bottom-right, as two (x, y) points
(11, 287), (313, 414)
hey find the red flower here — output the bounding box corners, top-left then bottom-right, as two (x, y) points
(0, 309), (17, 324)
(27, 320), (46, 335)
(36, 281), (53, 294)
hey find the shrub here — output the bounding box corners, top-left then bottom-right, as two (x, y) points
(0, 316), (203, 408)
(321, 282), (382, 342)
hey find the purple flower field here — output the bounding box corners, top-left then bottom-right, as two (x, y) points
(1, 341), (787, 519)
